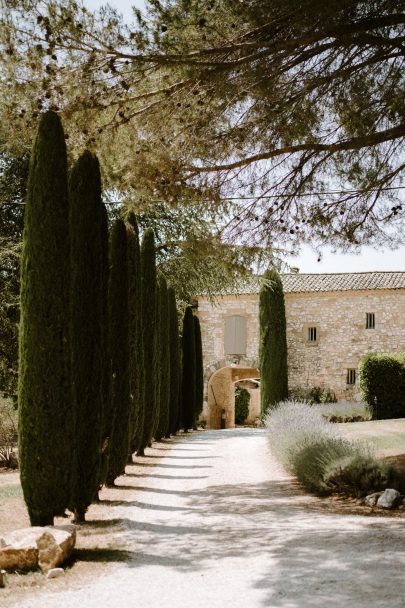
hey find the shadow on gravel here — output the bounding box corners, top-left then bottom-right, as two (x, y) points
(72, 548), (134, 564)
(125, 473), (209, 480)
(133, 462), (212, 469)
(145, 455), (218, 460)
(252, 524), (405, 608)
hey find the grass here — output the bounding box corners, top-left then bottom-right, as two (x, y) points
(338, 418), (405, 453)
(0, 484), (23, 499)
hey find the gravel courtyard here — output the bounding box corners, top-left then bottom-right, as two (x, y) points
(6, 428), (405, 608)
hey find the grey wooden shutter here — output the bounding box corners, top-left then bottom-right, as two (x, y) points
(224, 315), (247, 355)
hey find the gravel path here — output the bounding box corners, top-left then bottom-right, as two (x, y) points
(11, 428), (405, 608)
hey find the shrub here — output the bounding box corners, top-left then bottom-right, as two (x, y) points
(313, 401), (372, 423)
(265, 400), (393, 496)
(289, 386), (336, 404)
(0, 398), (18, 469)
(360, 353), (405, 419)
(235, 386), (250, 424)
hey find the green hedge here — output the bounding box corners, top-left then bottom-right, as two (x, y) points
(235, 386), (250, 424)
(360, 353), (405, 420)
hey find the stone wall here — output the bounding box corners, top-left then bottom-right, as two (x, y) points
(197, 288), (405, 405)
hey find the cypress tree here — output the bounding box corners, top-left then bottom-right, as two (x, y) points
(106, 219), (131, 485)
(181, 306), (196, 432)
(259, 268), (288, 416)
(168, 287), (180, 436)
(194, 315), (204, 428)
(151, 275), (161, 441)
(155, 275), (170, 441)
(98, 202), (111, 489)
(126, 213), (144, 460)
(69, 151), (104, 522)
(18, 111), (72, 526)
(137, 228), (157, 456)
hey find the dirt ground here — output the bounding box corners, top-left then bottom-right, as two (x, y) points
(0, 428), (404, 607)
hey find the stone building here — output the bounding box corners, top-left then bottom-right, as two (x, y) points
(196, 271), (405, 429)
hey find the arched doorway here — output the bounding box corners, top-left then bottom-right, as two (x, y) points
(207, 365), (260, 429)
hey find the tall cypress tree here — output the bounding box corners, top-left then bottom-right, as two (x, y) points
(181, 306), (196, 432)
(106, 219), (131, 485)
(168, 287), (180, 436)
(194, 315), (204, 428)
(155, 275), (170, 441)
(69, 151), (103, 522)
(137, 228), (157, 456)
(18, 111), (72, 526)
(126, 213), (143, 460)
(151, 275), (161, 442)
(98, 202), (111, 489)
(259, 268), (288, 415)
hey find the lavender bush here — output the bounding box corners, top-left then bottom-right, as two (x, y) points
(265, 400), (393, 496)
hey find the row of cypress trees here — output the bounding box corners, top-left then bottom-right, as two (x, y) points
(18, 111), (205, 526)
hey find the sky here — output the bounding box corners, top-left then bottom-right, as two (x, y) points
(82, 0), (405, 274)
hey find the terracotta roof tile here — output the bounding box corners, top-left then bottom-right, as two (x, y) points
(281, 272), (405, 293)
(225, 271), (405, 295)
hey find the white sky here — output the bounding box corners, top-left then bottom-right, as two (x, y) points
(82, 0), (405, 274)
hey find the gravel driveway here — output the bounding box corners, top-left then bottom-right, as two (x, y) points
(10, 428), (405, 608)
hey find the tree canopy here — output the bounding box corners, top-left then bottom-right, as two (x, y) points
(0, 0), (404, 252)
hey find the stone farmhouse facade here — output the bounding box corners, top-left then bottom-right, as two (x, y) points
(195, 271), (405, 429)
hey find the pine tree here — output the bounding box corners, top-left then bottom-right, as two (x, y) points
(137, 228), (157, 455)
(155, 275), (170, 441)
(194, 315), (204, 427)
(69, 151), (104, 522)
(106, 219), (131, 485)
(259, 268), (288, 415)
(126, 213), (143, 460)
(181, 306), (196, 432)
(18, 111), (72, 526)
(168, 287), (180, 436)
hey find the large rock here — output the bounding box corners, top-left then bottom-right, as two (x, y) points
(377, 488), (401, 509)
(0, 524), (76, 572)
(364, 491), (383, 507)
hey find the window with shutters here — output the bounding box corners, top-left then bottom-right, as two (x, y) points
(224, 315), (247, 356)
(366, 312), (375, 329)
(308, 326), (317, 342)
(346, 368), (356, 385)
(303, 323), (319, 345)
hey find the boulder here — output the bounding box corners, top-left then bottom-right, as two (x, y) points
(0, 524), (76, 572)
(377, 488), (401, 509)
(46, 567), (64, 579)
(364, 491), (383, 507)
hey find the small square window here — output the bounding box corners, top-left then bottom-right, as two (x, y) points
(366, 313), (375, 329)
(347, 369), (356, 385)
(307, 326), (317, 342)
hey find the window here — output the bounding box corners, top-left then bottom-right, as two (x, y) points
(366, 312), (375, 329)
(308, 326), (317, 342)
(347, 369), (356, 385)
(224, 315), (247, 356)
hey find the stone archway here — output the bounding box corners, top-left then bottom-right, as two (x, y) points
(206, 364), (260, 429)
